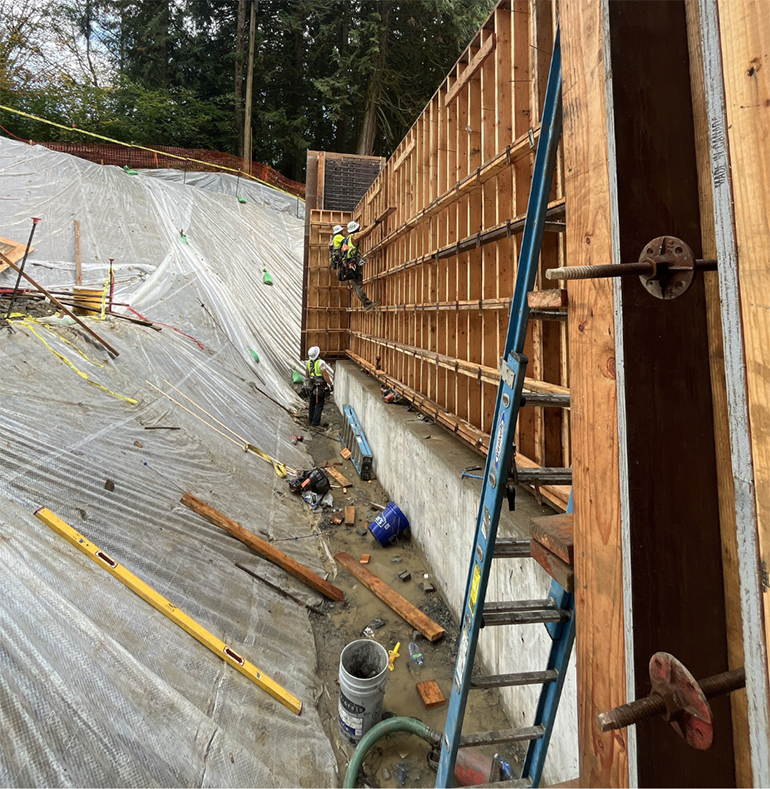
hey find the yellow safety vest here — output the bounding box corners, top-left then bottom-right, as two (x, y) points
(307, 359), (324, 382)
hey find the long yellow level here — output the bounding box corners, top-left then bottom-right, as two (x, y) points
(35, 507), (302, 715)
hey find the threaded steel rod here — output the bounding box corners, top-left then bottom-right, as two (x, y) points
(598, 667), (745, 732)
(545, 259), (717, 281)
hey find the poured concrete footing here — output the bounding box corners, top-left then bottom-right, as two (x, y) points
(334, 361), (579, 784)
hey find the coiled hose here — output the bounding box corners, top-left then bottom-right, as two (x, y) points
(343, 717), (442, 788)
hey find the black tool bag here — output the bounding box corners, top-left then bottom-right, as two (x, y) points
(289, 468), (330, 495)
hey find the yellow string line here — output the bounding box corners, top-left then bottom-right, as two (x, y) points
(0, 104), (304, 200)
(35, 320), (105, 368)
(146, 381), (295, 477)
(17, 318), (137, 404)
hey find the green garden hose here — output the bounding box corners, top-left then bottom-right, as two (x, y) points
(343, 717), (442, 788)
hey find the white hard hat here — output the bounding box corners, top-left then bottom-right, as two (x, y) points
(308, 346), (320, 360)
(333, 225), (343, 234)
(347, 220), (360, 233)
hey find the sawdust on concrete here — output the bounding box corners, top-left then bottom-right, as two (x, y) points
(295, 396), (525, 788)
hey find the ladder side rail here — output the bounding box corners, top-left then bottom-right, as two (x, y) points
(523, 492), (576, 786)
(504, 29), (564, 358)
(435, 28), (563, 788)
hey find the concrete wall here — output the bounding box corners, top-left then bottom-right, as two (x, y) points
(334, 362), (579, 784)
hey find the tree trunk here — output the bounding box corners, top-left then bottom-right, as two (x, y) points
(235, 0), (247, 156)
(356, 2), (390, 156)
(336, 3), (349, 151)
(243, 0), (257, 171)
(357, 96), (378, 156)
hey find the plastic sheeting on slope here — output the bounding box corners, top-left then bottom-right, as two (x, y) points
(138, 169), (305, 221)
(0, 315), (338, 788)
(0, 137), (305, 408)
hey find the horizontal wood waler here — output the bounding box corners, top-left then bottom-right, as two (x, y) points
(347, 332), (569, 396)
(348, 350), (570, 511)
(364, 199), (565, 284)
(364, 124), (543, 259)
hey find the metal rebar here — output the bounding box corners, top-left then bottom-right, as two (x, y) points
(5, 217), (40, 319)
(545, 258), (718, 281)
(598, 667), (746, 732)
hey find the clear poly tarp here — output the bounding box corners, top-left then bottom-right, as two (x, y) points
(138, 169), (305, 221)
(0, 138), (305, 408)
(0, 138), (337, 787)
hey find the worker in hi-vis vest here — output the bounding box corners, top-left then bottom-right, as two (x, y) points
(328, 224), (345, 270)
(339, 220), (380, 311)
(305, 346), (333, 427)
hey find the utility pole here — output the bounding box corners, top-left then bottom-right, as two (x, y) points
(243, 0), (257, 175)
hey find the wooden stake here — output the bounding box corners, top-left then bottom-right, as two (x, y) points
(0, 250), (119, 357)
(74, 220), (82, 286)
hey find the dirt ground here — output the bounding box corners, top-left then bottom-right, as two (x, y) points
(0, 295), (58, 321)
(295, 396), (524, 788)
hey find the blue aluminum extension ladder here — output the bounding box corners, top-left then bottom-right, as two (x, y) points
(436, 29), (574, 789)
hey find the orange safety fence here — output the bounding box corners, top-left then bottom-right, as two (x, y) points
(35, 141), (306, 199)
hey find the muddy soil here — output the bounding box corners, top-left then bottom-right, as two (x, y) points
(0, 295), (58, 321)
(297, 397), (525, 788)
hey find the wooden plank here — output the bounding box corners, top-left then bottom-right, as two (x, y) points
(699, 0), (770, 781)
(345, 505), (355, 526)
(392, 140), (416, 173)
(529, 540), (574, 593)
(180, 492), (344, 602)
(560, 1), (630, 785)
(529, 513), (573, 564)
(334, 552), (445, 642)
(0, 236), (34, 273)
(416, 679), (446, 709)
(444, 33), (496, 106)
(719, 0), (770, 705)
(528, 288), (567, 310)
(684, 1), (752, 782)
(74, 220), (82, 286)
(325, 466), (352, 488)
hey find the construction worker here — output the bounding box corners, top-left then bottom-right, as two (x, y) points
(328, 224), (345, 270)
(340, 220), (380, 311)
(306, 346), (333, 426)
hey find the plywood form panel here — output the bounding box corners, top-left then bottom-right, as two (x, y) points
(608, 1), (733, 784)
(305, 1), (568, 483)
(718, 0), (770, 714)
(685, 0), (751, 781)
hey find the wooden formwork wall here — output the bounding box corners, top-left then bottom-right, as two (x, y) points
(304, 208), (352, 358)
(343, 0), (569, 508)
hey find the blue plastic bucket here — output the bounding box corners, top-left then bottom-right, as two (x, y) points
(369, 502), (410, 547)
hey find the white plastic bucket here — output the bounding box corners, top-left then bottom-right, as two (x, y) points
(338, 639), (389, 742)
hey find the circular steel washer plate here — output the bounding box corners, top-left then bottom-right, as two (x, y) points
(649, 651), (713, 749)
(638, 236), (695, 299)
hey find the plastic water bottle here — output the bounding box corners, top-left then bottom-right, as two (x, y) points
(408, 641), (424, 666)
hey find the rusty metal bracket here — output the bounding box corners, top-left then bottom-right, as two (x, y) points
(597, 652), (745, 750)
(544, 235), (717, 300)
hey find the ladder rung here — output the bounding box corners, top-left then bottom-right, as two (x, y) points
(459, 725), (545, 747)
(529, 309), (567, 322)
(514, 467), (573, 486)
(493, 538), (531, 558)
(481, 600), (568, 627)
(482, 610), (567, 626)
(471, 670), (558, 689)
(520, 392), (570, 409)
(483, 599), (556, 613)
